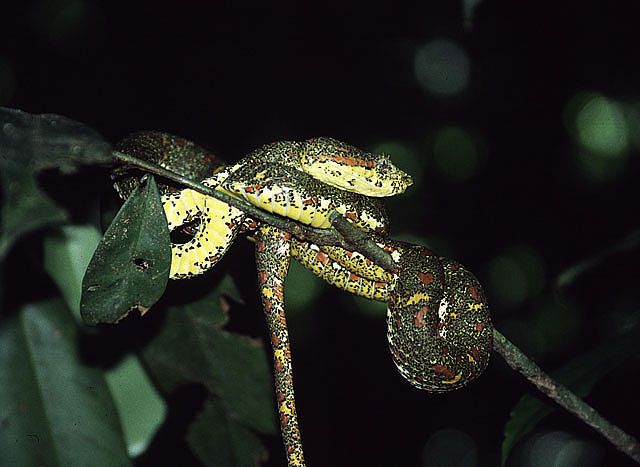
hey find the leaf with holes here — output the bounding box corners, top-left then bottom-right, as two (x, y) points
(0, 299), (132, 467)
(0, 161), (68, 258)
(141, 276), (276, 436)
(80, 175), (170, 324)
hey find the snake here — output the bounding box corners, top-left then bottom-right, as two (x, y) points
(112, 131), (492, 466)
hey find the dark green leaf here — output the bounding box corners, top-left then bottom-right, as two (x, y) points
(0, 299), (132, 467)
(104, 354), (167, 457)
(0, 106), (112, 172)
(0, 161), (68, 258)
(187, 398), (268, 467)
(80, 176), (171, 324)
(141, 278), (276, 435)
(501, 327), (640, 464)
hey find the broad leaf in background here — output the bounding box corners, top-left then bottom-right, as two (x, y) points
(187, 398), (268, 467)
(80, 175), (171, 324)
(501, 326), (640, 464)
(141, 276), (277, 463)
(0, 162), (67, 258)
(105, 354), (167, 458)
(42, 224), (167, 457)
(0, 107), (112, 172)
(0, 299), (131, 467)
(44, 224), (103, 320)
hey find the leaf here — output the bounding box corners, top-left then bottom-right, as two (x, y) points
(0, 106), (112, 172)
(43, 224), (103, 321)
(105, 354), (167, 458)
(141, 277), (277, 435)
(0, 299), (132, 467)
(0, 161), (68, 258)
(501, 327), (640, 464)
(187, 398), (268, 467)
(80, 175), (171, 324)
(0, 107), (112, 259)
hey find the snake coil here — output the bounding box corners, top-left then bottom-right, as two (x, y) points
(112, 131), (493, 466)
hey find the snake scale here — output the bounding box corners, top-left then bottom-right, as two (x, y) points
(112, 132), (493, 466)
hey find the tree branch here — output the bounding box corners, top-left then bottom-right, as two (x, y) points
(112, 149), (640, 464)
(113, 150), (396, 270)
(493, 329), (640, 463)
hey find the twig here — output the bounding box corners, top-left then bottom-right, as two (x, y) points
(113, 149), (640, 464)
(113, 150), (396, 270)
(328, 211), (396, 272)
(493, 330), (640, 463)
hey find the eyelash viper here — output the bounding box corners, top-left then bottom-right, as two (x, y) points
(112, 131), (492, 466)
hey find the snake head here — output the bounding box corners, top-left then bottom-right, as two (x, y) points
(298, 137), (413, 197)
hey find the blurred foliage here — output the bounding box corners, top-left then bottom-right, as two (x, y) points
(0, 109), (276, 466)
(0, 300), (132, 467)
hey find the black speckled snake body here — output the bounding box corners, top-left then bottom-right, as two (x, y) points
(112, 132), (492, 466)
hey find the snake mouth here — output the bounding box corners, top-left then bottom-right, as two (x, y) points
(170, 217), (202, 244)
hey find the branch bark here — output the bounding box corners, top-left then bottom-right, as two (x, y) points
(112, 150), (397, 270)
(112, 150), (640, 464)
(493, 330), (640, 463)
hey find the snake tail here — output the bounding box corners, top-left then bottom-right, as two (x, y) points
(292, 239), (493, 392)
(387, 247), (493, 392)
(255, 225), (306, 467)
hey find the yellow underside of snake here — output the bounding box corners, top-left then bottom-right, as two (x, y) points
(158, 138), (492, 393)
(162, 138), (403, 279)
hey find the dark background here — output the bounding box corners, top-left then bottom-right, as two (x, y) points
(2, 1), (639, 466)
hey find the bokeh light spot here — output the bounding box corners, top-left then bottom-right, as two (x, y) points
(422, 429), (477, 467)
(414, 39), (470, 97)
(370, 141), (422, 190)
(575, 93), (628, 156)
(622, 102), (640, 151)
(432, 127), (479, 182)
(534, 298), (580, 354)
(31, 0), (88, 40)
(0, 57), (15, 105)
(464, 0), (483, 28)
(519, 431), (603, 467)
(488, 245), (545, 309)
(574, 147), (627, 183)
(565, 92), (630, 183)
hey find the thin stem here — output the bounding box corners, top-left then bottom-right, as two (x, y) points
(493, 329), (640, 463)
(328, 211), (396, 272)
